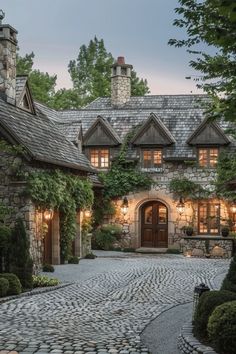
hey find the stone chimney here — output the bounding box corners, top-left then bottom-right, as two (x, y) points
(111, 56), (133, 106)
(0, 10), (17, 105)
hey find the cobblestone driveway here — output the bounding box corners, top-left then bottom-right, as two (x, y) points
(0, 255), (229, 354)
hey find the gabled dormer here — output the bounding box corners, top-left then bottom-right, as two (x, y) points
(16, 76), (35, 114)
(187, 117), (230, 146)
(131, 113), (175, 146)
(83, 115), (121, 147)
(83, 116), (121, 170)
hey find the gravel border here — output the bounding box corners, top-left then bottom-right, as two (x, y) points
(0, 282), (72, 305)
(178, 322), (217, 354)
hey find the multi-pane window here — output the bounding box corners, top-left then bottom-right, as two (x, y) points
(142, 149), (162, 168)
(90, 149), (109, 169)
(198, 148), (219, 168)
(198, 202), (220, 234)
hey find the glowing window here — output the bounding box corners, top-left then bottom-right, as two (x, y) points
(90, 149), (109, 169)
(142, 149), (162, 168)
(198, 202), (220, 234)
(198, 148), (219, 168)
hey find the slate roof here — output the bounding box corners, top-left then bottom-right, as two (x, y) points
(0, 97), (94, 172)
(41, 95), (235, 160)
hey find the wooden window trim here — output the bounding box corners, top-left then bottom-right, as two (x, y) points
(89, 148), (110, 169)
(198, 147), (219, 168)
(141, 148), (163, 168)
(198, 202), (220, 235)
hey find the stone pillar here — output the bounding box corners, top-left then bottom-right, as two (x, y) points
(0, 17), (17, 105)
(111, 56), (133, 106)
(51, 212), (60, 264)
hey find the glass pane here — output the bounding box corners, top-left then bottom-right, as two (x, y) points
(100, 149), (109, 168)
(209, 149), (218, 168)
(90, 149), (99, 167)
(199, 203), (208, 233)
(209, 204), (220, 233)
(159, 206), (167, 224)
(143, 150), (152, 168)
(145, 206), (153, 224)
(198, 149), (208, 167)
(153, 150), (162, 167)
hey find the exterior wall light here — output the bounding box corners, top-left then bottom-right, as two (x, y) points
(121, 197), (129, 215)
(230, 204), (236, 213)
(43, 209), (54, 221)
(176, 197), (185, 215)
(84, 209), (92, 218)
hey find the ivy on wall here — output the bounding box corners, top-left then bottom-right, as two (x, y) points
(215, 151), (236, 202)
(169, 177), (211, 200)
(26, 170), (94, 261)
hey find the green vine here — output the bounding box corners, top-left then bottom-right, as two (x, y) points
(95, 128), (153, 224)
(215, 151), (236, 202)
(169, 177), (211, 200)
(26, 169), (94, 261)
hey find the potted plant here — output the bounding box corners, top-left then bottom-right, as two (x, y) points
(185, 226), (194, 236)
(221, 227), (229, 237)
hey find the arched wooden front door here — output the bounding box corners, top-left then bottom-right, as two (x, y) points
(141, 201), (168, 248)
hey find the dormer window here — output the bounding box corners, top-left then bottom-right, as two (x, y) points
(90, 148), (110, 169)
(142, 149), (162, 169)
(198, 148), (219, 168)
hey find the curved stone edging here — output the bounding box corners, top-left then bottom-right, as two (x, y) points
(0, 282), (72, 304)
(178, 322), (217, 354)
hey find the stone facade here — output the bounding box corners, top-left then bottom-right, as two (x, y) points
(182, 236), (234, 258)
(106, 160), (233, 256)
(111, 57), (132, 106)
(0, 25), (17, 105)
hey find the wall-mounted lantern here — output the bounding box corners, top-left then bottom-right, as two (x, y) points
(84, 209), (92, 218)
(43, 208), (54, 221)
(230, 204), (236, 214)
(121, 197), (129, 215)
(176, 197), (185, 215)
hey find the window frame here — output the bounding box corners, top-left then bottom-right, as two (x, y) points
(198, 201), (220, 235)
(197, 147), (219, 168)
(141, 148), (163, 169)
(89, 148), (110, 169)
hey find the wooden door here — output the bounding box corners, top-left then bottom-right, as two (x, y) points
(43, 220), (52, 264)
(141, 201), (168, 248)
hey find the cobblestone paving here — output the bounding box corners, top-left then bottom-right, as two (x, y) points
(0, 255), (229, 354)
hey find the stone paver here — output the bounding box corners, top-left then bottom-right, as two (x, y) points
(0, 255), (229, 354)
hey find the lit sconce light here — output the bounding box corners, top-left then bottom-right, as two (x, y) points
(43, 208), (54, 221)
(121, 197), (129, 215)
(176, 197), (185, 215)
(230, 204), (236, 214)
(84, 209), (92, 218)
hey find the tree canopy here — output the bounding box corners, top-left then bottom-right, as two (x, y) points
(169, 0), (236, 123)
(16, 37), (149, 109)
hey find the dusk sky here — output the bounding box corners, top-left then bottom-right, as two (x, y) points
(2, 0), (204, 94)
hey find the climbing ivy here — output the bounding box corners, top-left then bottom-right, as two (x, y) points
(169, 177), (211, 200)
(26, 170), (94, 261)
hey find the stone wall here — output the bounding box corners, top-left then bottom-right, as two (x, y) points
(104, 161), (231, 251)
(111, 75), (131, 106)
(182, 236), (234, 258)
(0, 26), (17, 105)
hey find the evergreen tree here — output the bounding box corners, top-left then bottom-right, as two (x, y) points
(169, 0), (236, 123)
(10, 218), (33, 289)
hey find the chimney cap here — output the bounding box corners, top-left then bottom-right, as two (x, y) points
(111, 56), (133, 69)
(117, 56), (125, 65)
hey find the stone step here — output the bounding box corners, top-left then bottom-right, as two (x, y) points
(135, 247), (168, 254)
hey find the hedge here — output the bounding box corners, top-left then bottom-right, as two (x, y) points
(0, 273), (22, 295)
(0, 277), (9, 297)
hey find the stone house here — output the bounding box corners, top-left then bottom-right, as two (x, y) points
(0, 16), (100, 267)
(45, 56), (236, 258)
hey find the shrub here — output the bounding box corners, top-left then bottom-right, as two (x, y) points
(0, 225), (11, 273)
(84, 253), (96, 259)
(33, 275), (60, 288)
(10, 218), (33, 289)
(42, 264), (55, 272)
(95, 224), (122, 250)
(0, 273), (22, 295)
(208, 300), (236, 354)
(68, 256), (79, 264)
(193, 290), (236, 339)
(221, 255), (236, 293)
(0, 277), (9, 297)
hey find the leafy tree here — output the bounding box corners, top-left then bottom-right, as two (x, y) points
(69, 36), (149, 105)
(169, 0), (236, 123)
